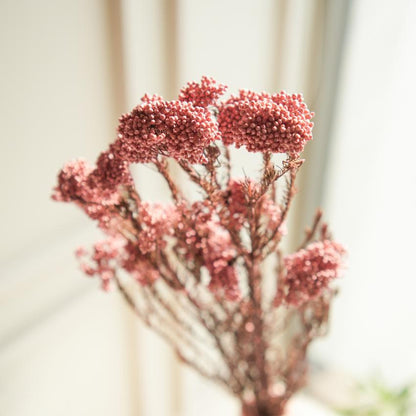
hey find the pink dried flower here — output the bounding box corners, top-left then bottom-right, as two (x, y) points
(227, 179), (283, 231)
(218, 90), (314, 155)
(139, 202), (179, 230)
(75, 246), (88, 258)
(137, 202), (178, 254)
(141, 93), (164, 104)
(129, 258), (160, 286)
(178, 76), (227, 108)
(174, 201), (213, 263)
(82, 203), (115, 231)
(52, 159), (94, 202)
(91, 146), (133, 189)
(226, 179), (251, 229)
(173, 202), (240, 299)
(53, 158), (125, 205)
(53, 164), (122, 233)
(261, 196), (284, 232)
(77, 237), (123, 291)
(201, 220), (240, 301)
(116, 98), (219, 164)
(122, 241), (160, 285)
(53, 77), (344, 416)
(283, 240), (346, 305)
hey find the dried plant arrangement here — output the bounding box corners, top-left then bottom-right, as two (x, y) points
(53, 77), (345, 416)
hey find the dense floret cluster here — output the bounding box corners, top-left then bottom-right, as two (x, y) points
(283, 240), (346, 306)
(116, 98), (220, 164)
(218, 90), (314, 155)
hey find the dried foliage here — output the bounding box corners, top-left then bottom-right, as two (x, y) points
(53, 77), (345, 416)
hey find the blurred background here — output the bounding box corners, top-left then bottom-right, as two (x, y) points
(1, 0), (415, 415)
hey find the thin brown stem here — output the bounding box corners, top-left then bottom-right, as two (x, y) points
(154, 157), (184, 202)
(115, 274), (229, 386)
(297, 208), (323, 250)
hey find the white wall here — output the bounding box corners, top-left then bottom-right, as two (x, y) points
(0, 1), (139, 415)
(0, 292), (135, 416)
(0, 0), (118, 262)
(311, 0), (416, 386)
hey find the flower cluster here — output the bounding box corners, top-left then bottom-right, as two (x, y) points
(201, 220), (240, 301)
(283, 240), (346, 306)
(121, 241), (160, 286)
(77, 237), (161, 290)
(218, 90), (314, 155)
(92, 147), (132, 189)
(136, 202), (178, 254)
(178, 75), (227, 108)
(116, 98), (220, 164)
(226, 179), (283, 231)
(53, 159), (94, 203)
(76, 238), (122, 291)
(53, 77), (344, 416)
(52, 158), (124, 231)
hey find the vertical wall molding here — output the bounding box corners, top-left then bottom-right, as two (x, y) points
(162, 2), (183, 413)
(291, 0), (353, 246)
(104, 0), (128, 119)
(270, 0), (289, 92)
(163, 0), (179, 99)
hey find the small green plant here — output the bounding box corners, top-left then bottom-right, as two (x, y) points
(336, 378), (415, 416)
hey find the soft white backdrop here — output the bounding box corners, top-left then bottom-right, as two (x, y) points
(1, 0), (415, 415)
(311, 0), (416, 385)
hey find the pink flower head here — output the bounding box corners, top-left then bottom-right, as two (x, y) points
(283, 240), (346, 306)
(218, 90), (314, 155)
(227, 179), (283, 231)
(226, 179), (251, 228)
(137, 202), (179, 254)
(53, 156), (125, 207)
(77, 237), (123, 291)
(141, 93), (164, 104)
(261, 196), (284, 232)
(173, 201), (213, 263)
(116, 98), (220, 164)
(90, 146), (133, 190)
(201, 220), (240, 301)
(52, 159), (94, 202)
(178, 76), (227, 108)
(52, 158), (127, 233)
(129, 258), (160, 286)
(122, 241), (160, 285)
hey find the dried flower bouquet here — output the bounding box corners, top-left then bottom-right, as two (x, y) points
(53, 77), (345, 416)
